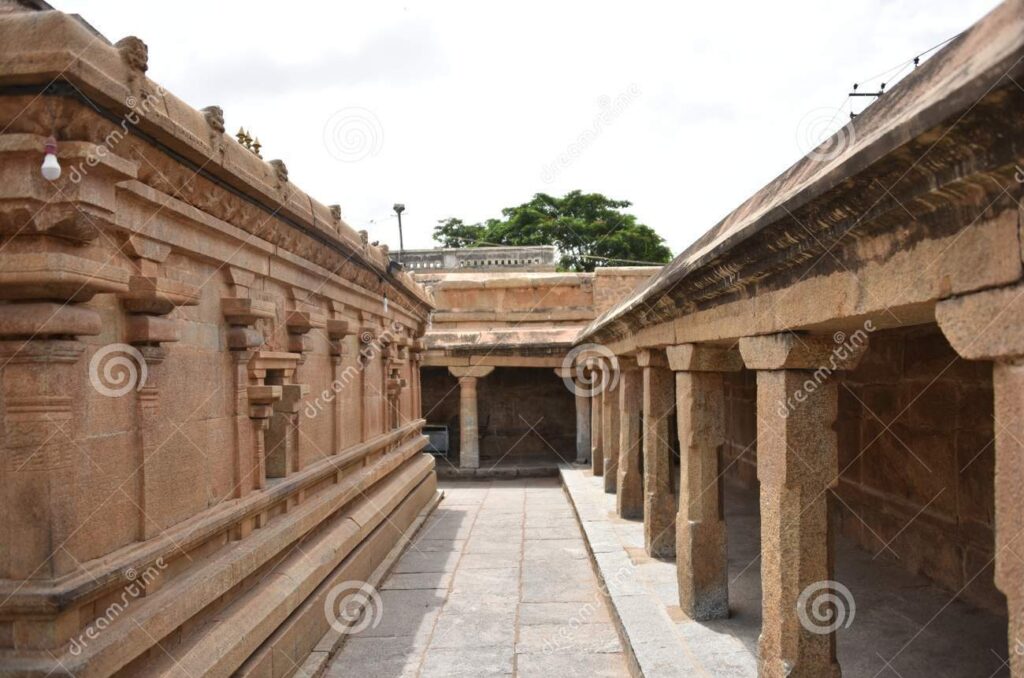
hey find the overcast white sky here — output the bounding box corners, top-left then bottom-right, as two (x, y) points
(59, 0), (1000, 257)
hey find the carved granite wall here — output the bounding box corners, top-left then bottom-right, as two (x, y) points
(0, 9), (435, 677)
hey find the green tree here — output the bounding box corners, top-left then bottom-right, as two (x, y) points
(432, 191), (671, 272)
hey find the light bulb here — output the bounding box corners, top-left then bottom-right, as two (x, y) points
(383, 295), (389, 313)
(41, 137), (61, 181)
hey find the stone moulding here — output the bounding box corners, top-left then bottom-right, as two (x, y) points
(11, 448), (434, 677)
(0, 419), (428, 617)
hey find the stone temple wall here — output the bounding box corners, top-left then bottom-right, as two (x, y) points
(722, 324), (1000, 611)
(0, 9), (436, 676)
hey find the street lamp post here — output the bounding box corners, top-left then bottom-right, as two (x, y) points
(393, 203), (405, 264)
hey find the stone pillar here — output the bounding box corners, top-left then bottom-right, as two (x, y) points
(638, 348), (676, 558)
(587, 358), (603, 474)
(617, 358), (643, 519)
(576, 390), (591, 464)
(666, 344), (742, 620)
(739, 333), (866, 678)
(937, 284), (1024, 678)
(601, 358), (621, 493)
(555, 365), (591, 464)
(449, 365), (494, 469)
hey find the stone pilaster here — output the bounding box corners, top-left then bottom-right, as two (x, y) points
(410, 338), (426, 420)
(449, 365), (494, 469)
(638, 348), (676, 558)
(739, 333), (866, 678)
(937, 283), (1024, 678)
(617, 358), (643, 519)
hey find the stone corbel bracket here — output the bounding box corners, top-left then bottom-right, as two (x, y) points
(222, 297), (276, 351)
(247, 351), (302, 418)
(285, 310), (326, 360)
(326, 318), (356, 357)
(246, 385), (282, 420)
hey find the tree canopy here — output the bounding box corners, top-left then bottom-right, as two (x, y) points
(432, 191), (671, 272)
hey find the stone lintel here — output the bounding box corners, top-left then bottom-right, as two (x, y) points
(666, 344), (742, 372)
(936, 282), (1024, 361)
(449, 365), (495, 379)
(739, 332), (866, 371)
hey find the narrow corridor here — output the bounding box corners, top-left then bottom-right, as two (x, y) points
(327, 478), (630, 677)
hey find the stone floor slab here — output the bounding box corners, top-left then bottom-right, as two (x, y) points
(329, 478), (629, 678)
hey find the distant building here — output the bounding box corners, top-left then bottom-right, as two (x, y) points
(398, 245), (557, 272)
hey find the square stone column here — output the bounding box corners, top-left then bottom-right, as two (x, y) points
(576, 390), (592, 464)
(666, 344), (743, 621)
(740, 333), (866, 678)
(639, 348), (676, 558)
(586, 357), (604, 475)
(601, 358), (621, 493)
(617, 359), (644, 519)
(938, 284), (1024, 678)
(449, 365), (494, 469)
(556, 364), (593, 464)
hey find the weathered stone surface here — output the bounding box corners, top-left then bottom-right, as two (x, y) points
(616, 363), (644, 519)
(675, 369), (729, 621)
(642, 353), (676, 558)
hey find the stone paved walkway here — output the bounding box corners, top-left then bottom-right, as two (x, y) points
(326, 478), (631, 678)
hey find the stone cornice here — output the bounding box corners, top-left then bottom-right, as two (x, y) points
(0, 10), (432, 317)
